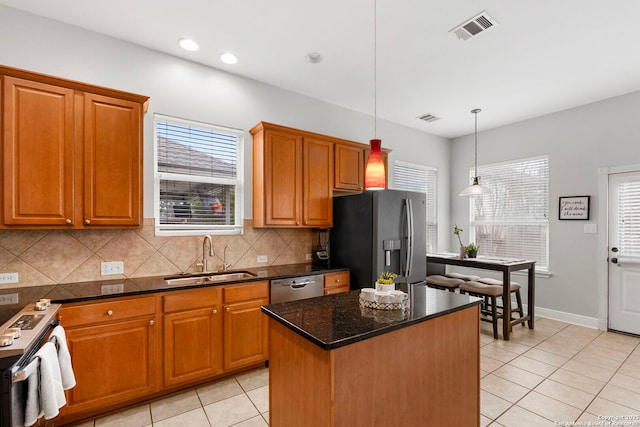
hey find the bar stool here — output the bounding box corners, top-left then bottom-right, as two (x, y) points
(425, 275), (464, 292)
(477, 278), (525, 320)
(445, 272), (481, 281)
(459, 281), (526, 339)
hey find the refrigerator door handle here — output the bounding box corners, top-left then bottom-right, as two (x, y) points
(402, 198), (413, 278)
(407, 198), (414, 277)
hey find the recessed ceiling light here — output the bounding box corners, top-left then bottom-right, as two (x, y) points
(178, 38), (199, 52)
(305, 52), (323, 64)
(220, 53), (238, 64)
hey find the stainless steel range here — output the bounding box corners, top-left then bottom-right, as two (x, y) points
(0, 303), (61, 427)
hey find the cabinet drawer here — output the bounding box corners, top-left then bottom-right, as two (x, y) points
(163, 287), (220, 313)
(60, 296), (156, 327)
(324, 271), (350, 289)
(223, 281), (269, 303)
(324, 286), (350, 295)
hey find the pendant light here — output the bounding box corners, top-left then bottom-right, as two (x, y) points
(459, 108), (491, 196)
(364, 0), (386, 190)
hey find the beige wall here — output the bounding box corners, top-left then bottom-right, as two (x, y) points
(0, 219), (314, 289)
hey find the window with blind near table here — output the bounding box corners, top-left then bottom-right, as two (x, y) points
(469, 156), (549, 272)
(394, 160), (438, 253)
(154, 115), (244, 236)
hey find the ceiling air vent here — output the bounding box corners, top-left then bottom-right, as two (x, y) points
(417, 113), (440, 123)
(449, 11), (498, 41)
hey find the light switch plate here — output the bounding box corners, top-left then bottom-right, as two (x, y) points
(584, 223), (597, 234)
(257, 255), (268, 263)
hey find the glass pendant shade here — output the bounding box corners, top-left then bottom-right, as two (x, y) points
(459, 176), (491, 196)
(365, 138), (386, 190)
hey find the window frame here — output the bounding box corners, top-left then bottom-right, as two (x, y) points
(153, 114), (244, 236)
(393, 160), (438, 253)
(468, 155), (549, 272)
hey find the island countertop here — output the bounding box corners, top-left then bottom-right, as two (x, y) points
(261, 283), (482, 350)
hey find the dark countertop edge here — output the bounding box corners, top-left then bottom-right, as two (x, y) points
(261, 298), (483, 351)
(0, 264), (347, 312)
(53, 265), (348, 305)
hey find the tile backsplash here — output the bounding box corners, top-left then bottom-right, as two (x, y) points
(0, 219), (314, 288)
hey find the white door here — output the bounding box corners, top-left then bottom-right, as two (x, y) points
(608, 171), (640, 335)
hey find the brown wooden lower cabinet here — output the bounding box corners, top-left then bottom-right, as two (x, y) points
(163, 287), (223, 387)
(323, 271), (350, 295)
(223, 281), (269, 370)
(58, 296), (160, 421)
(56, 282), (270, 424)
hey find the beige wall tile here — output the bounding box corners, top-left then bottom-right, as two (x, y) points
(0, 219), (312, 287)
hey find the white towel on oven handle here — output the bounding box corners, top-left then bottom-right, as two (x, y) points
(49, 325), (76, 389)
(24, 341), (66, 426)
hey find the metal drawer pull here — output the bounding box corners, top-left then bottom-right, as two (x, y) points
(149, 320), (154, 326)
(65, 219), (72, 224)
(213, 309), (218, 314)
(225, 307), (231, 312)
(107, 310), (113, 316)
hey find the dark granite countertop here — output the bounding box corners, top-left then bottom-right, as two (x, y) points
(0, 263), (347, 324)
(261, 283), (482, 350)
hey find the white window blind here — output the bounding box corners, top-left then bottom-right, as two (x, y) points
(618, 180), (640, 256)
(394, 160), (437, 253)
(154, 115), (244, 236)
(469, 156), (549, 271)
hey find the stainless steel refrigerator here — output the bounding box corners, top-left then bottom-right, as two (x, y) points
(330, 189), (427, 290)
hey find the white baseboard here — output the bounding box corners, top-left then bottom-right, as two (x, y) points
(522, 304), (602, 330)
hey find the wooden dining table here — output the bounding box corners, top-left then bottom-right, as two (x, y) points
(427, 253), (536, 340)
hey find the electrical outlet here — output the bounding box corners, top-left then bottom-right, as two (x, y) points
(0, 272), (18, 284)
(305, 253), (313, 261)
(0, 293), (19, 305)
(257, 255), (268, 263)
(101, 284), (124, 295)
(101, 261), (124, 276)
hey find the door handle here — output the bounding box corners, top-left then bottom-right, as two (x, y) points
(612, 247), (619, 253)
(611, 257), (618, 264)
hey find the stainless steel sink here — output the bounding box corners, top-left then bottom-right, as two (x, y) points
(164, 271), (257, 286)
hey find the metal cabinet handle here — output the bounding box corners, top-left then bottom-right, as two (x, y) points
(149, 320), (154, 326)
(84, 220), (91, 225)
(225, 307), (231, 313)
(335, 279), (340, 283)
(107, 310), (113, 316)
(212, 309), (218, 314)
(65, 219), (72, 224)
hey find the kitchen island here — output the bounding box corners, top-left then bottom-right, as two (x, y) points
(261, 284), (483, 426)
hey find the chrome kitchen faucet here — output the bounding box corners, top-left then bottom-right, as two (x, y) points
(198, 235), (214, 272)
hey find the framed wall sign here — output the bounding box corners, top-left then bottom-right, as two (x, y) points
(559, 196), (590, 220)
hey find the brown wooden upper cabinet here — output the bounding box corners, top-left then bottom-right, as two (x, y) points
(251, 122), (389, 228)
(251, 122), (334, 227)
(1, 66), (148, 229)
(334, 143), (364, 192)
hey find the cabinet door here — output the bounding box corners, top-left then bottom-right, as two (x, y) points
(63, 317), (159, 414)
(163, 307), (223, 387)
(334, 144), (364, 192)
(83, 93), (142, 226)
(264, 130), (302, 226)
(223, 298), (269, 370)
(303, 138), (333, 227)
(2, 76), (76, 225)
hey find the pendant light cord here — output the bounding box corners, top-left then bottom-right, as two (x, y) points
(472, 108), (481, 177)
(373, 0), (377, 138)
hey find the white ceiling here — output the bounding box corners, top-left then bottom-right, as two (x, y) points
(3, 0), (640, 138)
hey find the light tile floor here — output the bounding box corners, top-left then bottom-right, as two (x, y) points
(69, 317), (640, 427)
